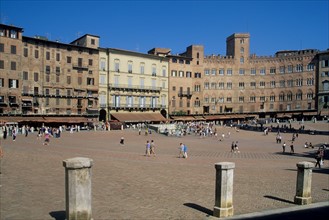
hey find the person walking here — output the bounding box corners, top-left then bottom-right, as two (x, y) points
(145, 140), (150, 156)
(314, 148), (323, 168)
(150, 140), (156, 156)
(290, 142), (294, 154)
(231, 141), (235, 153)
(282, 142), (286, 153)
(178, 143), (184, 158)
(43, 131), (51, 146)
(183, 144), (188, 158)
(120, 137), (125, 146)
(234, 141), (240, 153)
(12, 128), (17, 141)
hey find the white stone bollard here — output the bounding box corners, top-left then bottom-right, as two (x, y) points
(213, 162), (235, 218)
(294, 161), (314, 205)
(63, 157), (93, 220)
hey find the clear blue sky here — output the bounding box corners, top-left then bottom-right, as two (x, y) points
(1, 0), (328, 56)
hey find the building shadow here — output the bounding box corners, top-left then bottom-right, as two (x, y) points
(183, 203), (213, 215)
(49, 211), (65, 220)
(264, 195), (295, 204)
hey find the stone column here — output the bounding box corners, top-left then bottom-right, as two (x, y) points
(294, 161), (314, 205)
(213, 162), (235, 218)
(63, 157), (93, 220)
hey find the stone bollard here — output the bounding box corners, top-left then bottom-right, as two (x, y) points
(213, 162), (235, 218)
(294, 161), (314, 205)
(63, 157), (93, 220)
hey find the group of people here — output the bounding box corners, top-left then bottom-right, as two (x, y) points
(145, 140), (156, 157)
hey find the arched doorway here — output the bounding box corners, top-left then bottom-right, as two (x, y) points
(99, 109), (107, 122)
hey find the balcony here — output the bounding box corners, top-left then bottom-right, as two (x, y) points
(72, 63), (89, 71)
(108, 103), (164, 111)
(178, 91), (192, 99)
(109, 83), (161, 93)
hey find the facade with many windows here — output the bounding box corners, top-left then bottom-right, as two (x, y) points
(98, 48), (169, 123)
(0, 23), (99, 124)
(317, 50), (329, 117)
(162, 33), (320, 120)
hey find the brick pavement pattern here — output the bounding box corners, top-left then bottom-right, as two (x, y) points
(0, 122), (328, 219)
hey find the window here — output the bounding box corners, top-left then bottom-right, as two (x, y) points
(250, 68), (256, 75)
(204, 69), (210, 75)
(34, 72), (38, 82)
(100, 59), (106, 71)
(162, 67), (166, 77)
(67, 76), (71, 84)
(204, 82), (209, 90)
(128, 61), (133, 73)
(172, 86), (176, 91)
(0, 43), (3, 52)
(152, 64), (156, 76)
(56, 67), (60, 74)
(9, 79), (19, 88)
(296, 64), (303, 72)
(194, 72), (201, 78)
(56, 53), (60, 61)
(179, 71), (184, 77)
(11, 45), (16, 54)
(279, 93), (285, 101)
(194, 85), (201, 92)
(87, 78), (94, 85)
(260, 68), (266, 75)
(11, 61), (16, 70)
(23, 71), (28, 80)
(239, 68), (245, 75)
(279, 66), (285, 74)
(46, 51), (50, 60)
(140, 63), (145, 74)
(172, 58), (177, 63)
(296, 92), (303, 100)
(23, 48), (28, 57)
(259, 81), (265, 87)
(322, 60), (329, 67)
(240, 57), (244, 64)
(250, 82), (256, 88)
(35, 50), (39, 58)
(307, 78), (314, 86)
(46, 66), (50, 74)
(287, 79), (293, 87)
(270, 95), (275, 102)
(227, 69), (232, 75)
(171, 70), (177, 77)
(67, 56), (72, 63)
(0, 60), (5, 69)
(296, 78), (303, 87)
(179, 59), (184, 64)
(280, 80), (285, 87)
(91, 39), (95, 45)
(307, 63), (314, 71)
(211, 69), (216, 75)
(239, 96), (244, 102)
(270, 81), (276, 88)
(114, 60), (120, 72)
(260, 96), (266, 102)
(211, 82), (216, 89)
(307, 92), (313, 100)
(240, 47), (244, 53)
(287, 93), (293, 101)
(78, 58), (83, 67)
(10, 30), (17, 38)
(287, 65), (293, 73)
(218, 82), (224, 89)
(250, 96), (256, 102)
(218, 97), (224, 103)
(239, 82), (245, 89)
(186, 71), (192, 78)
(227, 82), (232, 89)
(270, 67), (276, 74)
(219, 69), (224, 75)
(89, 59), (93, 66)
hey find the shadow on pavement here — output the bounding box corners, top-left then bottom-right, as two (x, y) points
(184, 203), (213, 215)
(264, 195), (295, 204)
(49, 210), (65, 220)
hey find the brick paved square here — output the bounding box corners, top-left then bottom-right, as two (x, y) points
(0, 123), (328, 219)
